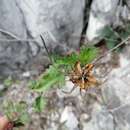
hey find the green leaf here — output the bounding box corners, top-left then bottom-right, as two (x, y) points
(54, 52), (78, 66)
(99, 26), (118, 39)
(79, 46), (98, 65)
(19, 113), (29, 124)
(99, 26), (122, 50)
(33, 96), (46, 112)
(30, 65), (65, 92)
(120, 31), (129, 39)
(54, 46), (98, 66)
(3, 77), (13, 87)
(3, 100), (29, 126)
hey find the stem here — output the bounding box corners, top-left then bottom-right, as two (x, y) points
(0, 28), (20, 40)
(93, 36), (130, 64)
(40, 35), (53, 64)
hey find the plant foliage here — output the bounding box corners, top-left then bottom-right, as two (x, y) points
(30, 65), (65, 92)
(3, 101), (29, 127)
(99, 24), (130, 50)
(33, 95), (47, 112)
(54, 46), (98, 66)
(29, 46), (98, 112)
(30, 46), (98, 92)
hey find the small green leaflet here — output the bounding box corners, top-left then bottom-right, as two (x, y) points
(30, 65), (65, 92)
(33, 96), (46, 112)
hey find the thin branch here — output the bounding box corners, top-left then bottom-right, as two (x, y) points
(40, 35), (53, 64)
(108, 102), (130, 112)
(0, 34), (87, 42)
(93, 36), (130, 64)
(0, 39), (37, 42)
(109, 26), (122, 40)
(0, 28), (20, 40)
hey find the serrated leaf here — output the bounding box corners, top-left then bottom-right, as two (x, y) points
(31, 65), (65, 92)
(54, 52), (78, 66)
(79, 46), (98, 65)
(54, 46), (98, 66)
(33, 96), (46, 112)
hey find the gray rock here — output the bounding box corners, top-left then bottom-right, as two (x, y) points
(0, 41), (32, 77)
(0, 0), (30, 77)
(60, 106), (79, 130)
(100, 56), (130, 130)
(0, 0), (27, 38)
(17, 0), (85, 51)
(102, 63), (130, 108)
(102, 83), (121, 110)
(0, 84), (5, 91)
(112, 104), (130, 130)
(82, 104), (114, 130)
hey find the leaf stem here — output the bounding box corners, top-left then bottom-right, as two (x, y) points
(93, 36), (130, 64)
(40, 35), (53, 64)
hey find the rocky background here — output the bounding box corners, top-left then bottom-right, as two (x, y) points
(0, 0), (130, 130)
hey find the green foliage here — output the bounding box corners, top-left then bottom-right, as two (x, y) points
(33, 96), (47, 112)
(29, 46), (98, 112)
(54, 46), (98, 66)
(0, 78), (14, 97)
(100, 26), (120, 49)
(3, 77), (13, 87)
(117, 24), (130, 39)
(78, 47), (98, 65)
(30, 65), (65, 92)
(53, 52), (78, 66)
(30, 46), (98, 92)
(99, 25), (130, 50)
(3, 101), (29, 127)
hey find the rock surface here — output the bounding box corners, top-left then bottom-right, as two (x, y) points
(16, 0), (85, 51)
(0, 0), (85, 77)
(0, 0), (27, 38)
(0, 0), (29, 77)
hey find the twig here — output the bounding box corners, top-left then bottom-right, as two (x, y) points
(0, 38), (65, 42)
(108, 102), (130, 112)
(0, 28), (20, 40)
(40, 35), (53, 64)
(0, 34), (88, 42)
(109, 26), (122, 40)
(0, 39), (37, 42)
(92, 36), (130, 64)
